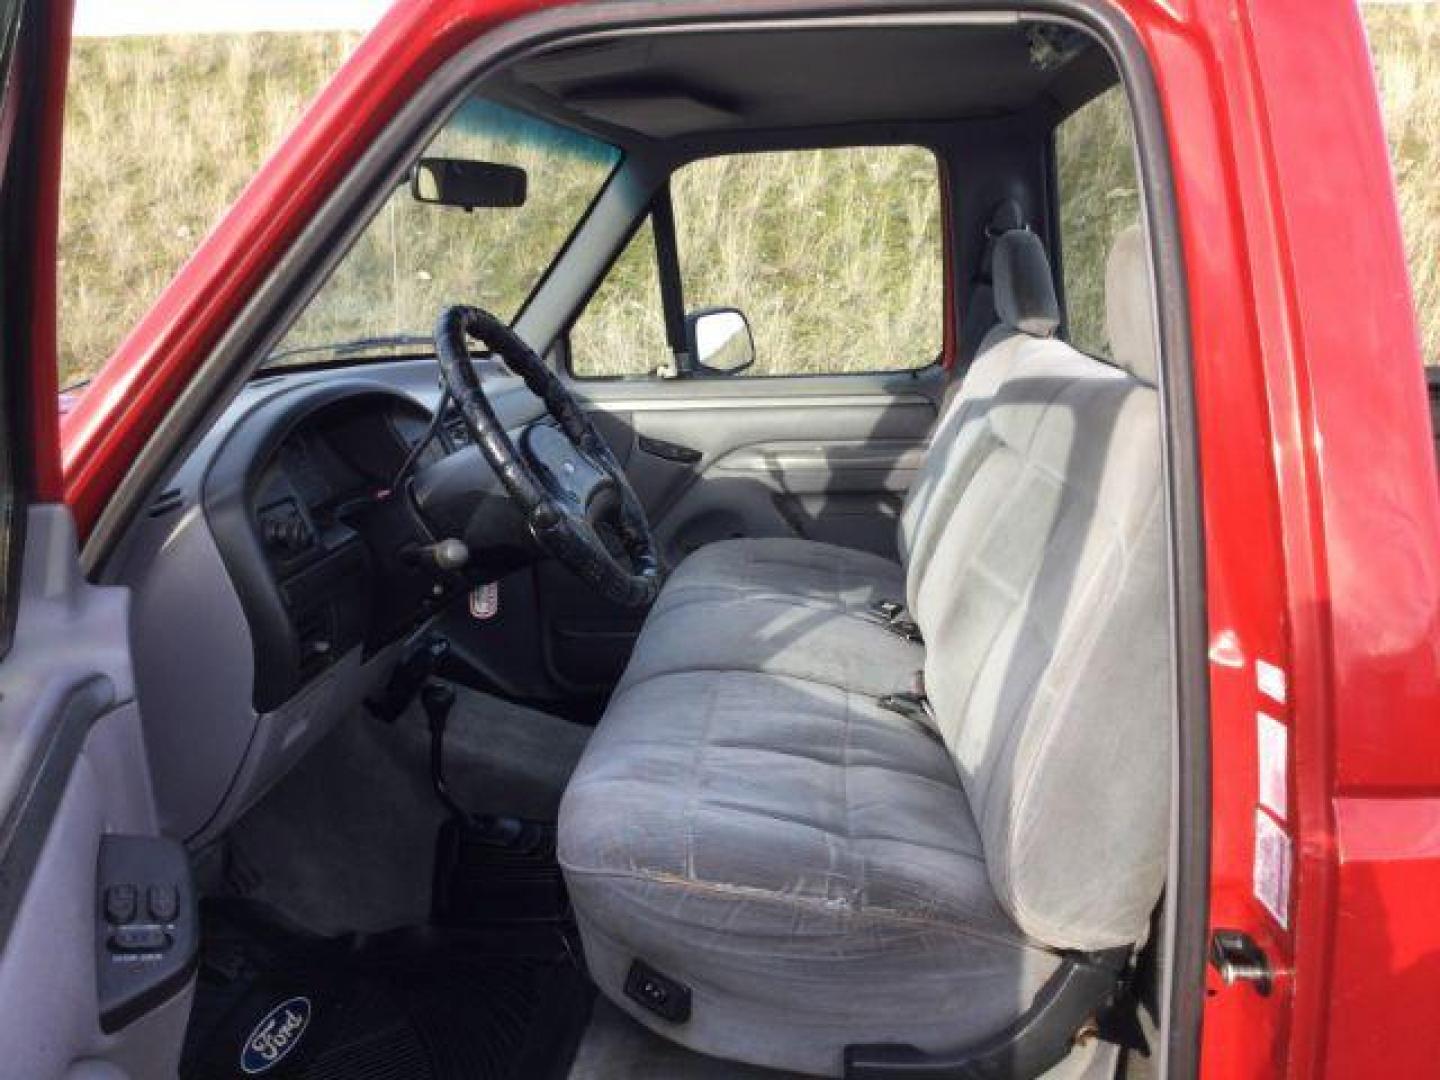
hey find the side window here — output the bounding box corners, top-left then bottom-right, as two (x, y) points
(571, 146), (944, 380)
(673, 147), (943, 376)
(570, 219), (670, 377)
(1055, 87), (1141, 357)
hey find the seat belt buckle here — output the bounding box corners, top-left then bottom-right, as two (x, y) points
(889, 618), (922, 643)
(878, 691), (943, 744)
(867, 599), (922, 643)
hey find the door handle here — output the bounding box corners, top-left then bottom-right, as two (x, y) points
(638, 434), (701, 464)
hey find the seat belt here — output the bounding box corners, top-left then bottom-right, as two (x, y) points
(956, 199), (1026, 368)
(878, 671), (943, 744)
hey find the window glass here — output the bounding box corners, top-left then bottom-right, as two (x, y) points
(1055, 86), (1140, 357)
(267, 100), (620, 368)
(570, 219), (669, 377)
(673, 147), (942, 377)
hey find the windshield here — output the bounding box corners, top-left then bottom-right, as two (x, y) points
(263, 98), (620, 369)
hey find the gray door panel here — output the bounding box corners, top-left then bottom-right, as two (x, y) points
(654, 437), (927, 560)
(582, 382), (940, 564)
(0, 507), (190, 1078)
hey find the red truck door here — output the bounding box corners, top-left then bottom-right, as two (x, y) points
(1182, 1), (1440, 1077)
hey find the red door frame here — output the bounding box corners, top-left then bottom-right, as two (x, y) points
(36, 0), (1440, 1074)
(19, 0), (69, 503)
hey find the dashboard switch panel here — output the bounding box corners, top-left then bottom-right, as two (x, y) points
(257, 498), (314, 558)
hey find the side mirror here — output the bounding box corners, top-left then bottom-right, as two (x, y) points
(411, 158), (527, 210)
(685, 307), (755, 376)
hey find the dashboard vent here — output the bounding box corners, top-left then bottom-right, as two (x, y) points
(147, 487), (184, 518)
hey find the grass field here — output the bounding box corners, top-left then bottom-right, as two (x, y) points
(58, 5), (1439, 385)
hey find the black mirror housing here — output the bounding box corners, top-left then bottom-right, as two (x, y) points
(685, 307), (756, 376)
(411, 158), (527, 210)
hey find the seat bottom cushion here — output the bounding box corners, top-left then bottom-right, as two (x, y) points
(559, 669), (1061, 1078)
(616, 593), (923, 699)
(622, 537), (919, 699)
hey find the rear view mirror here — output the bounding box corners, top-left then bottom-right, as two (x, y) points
(686, 307), (755, 376)
(411, 158), (527, 210)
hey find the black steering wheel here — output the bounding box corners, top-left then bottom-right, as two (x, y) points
(434, 305), (661, 608)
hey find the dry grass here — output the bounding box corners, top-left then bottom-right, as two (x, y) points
(60, 33), (361, 384)
(58, 7), (1439, 384)
(1366, 4), (1439, 365)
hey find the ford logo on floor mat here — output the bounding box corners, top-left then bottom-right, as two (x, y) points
(240, 996), (311, 1074)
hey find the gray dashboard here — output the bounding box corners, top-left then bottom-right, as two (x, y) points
(105, 359), (544, 846)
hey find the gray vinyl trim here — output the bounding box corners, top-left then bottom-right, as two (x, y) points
(0, 675), (113, 953)
(581, 393), (934, 412)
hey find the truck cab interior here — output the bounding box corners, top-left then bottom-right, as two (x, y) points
(19, 9), (1192, 1080)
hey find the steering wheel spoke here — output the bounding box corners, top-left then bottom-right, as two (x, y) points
(434, 305), (662, 608)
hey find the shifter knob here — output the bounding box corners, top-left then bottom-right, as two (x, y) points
(406, 537), (470, 572)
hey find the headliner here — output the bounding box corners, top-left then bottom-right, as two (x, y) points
(492, 22), (1114, 147)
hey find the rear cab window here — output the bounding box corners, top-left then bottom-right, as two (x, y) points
(570, 145), (944, 378)
(1054, 85), (1140, 358)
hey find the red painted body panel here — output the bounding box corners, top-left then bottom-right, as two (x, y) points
(47, 0), (1440, 1074)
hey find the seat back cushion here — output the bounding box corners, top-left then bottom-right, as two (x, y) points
(897, 230), (1061, 587)
(911, 228), (1171, 952)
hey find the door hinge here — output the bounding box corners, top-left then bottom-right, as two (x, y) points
(1209, 929), (1273, 996)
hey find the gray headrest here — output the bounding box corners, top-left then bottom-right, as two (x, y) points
(1104, 223), (1159, 385)
(992, 230), (1060, 338)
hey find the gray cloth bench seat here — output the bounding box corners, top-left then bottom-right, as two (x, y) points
(619, 231), (1062, 699)
(559, 225), (1172, 1078)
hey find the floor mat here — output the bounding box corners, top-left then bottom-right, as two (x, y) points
(432, 817), (570, 928)
(182, 902), (592, 1080)
(219, 687), (590, 935)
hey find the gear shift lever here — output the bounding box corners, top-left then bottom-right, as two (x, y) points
(420, 682), (465, 820)
(420, 682), (526, 846)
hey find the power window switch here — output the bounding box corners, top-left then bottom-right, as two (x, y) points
(109, 926), (170, 954)
(147, 884), (179, 923)
(103, 884), (138, 925)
